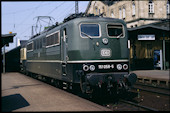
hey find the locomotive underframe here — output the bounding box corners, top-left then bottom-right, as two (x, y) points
(25, 60), (136, 94)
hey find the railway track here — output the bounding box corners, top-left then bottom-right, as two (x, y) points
(133, 82), (170, 96)
(99, 89), (169, 111)
(86, 91), (160, 111)
(24, 73), (170, 111)
(86, 83), (170, 111)
(107, 99), (159, 111)
(119, 100), (159, 111)
(126, 83), (170, 111)
(135, 82), (169, 90)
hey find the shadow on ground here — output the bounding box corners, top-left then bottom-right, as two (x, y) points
(2, 94), (30, 112)
(2, 84), (41, 91)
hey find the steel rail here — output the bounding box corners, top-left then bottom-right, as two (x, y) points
(135, 82), (170, 90)
(120, 100), (159, 111)
(133, 87), (170, 96)
(133, 83), (170, 96)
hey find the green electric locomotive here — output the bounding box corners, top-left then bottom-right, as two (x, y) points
(26, 14), (137, 95)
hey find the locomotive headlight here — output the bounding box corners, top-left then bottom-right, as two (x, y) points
(90, 65), (95, 71)
(83, 65), (89, 71)
(117, 64), (122, 70)
(102, 38), (108, 44)
(123, 64), (128, 70)
(96, 42), (99, 46)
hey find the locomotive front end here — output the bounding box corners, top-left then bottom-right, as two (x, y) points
(68, 17), (137, 94)
(79, 62), (137, 94)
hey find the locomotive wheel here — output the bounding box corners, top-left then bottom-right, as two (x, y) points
(54, 80), (63, 89)
(25, 71), (29, 76)
(30, 72), (33, 78)
(46, 77), (51, 84)
(54, 80), (59, 87)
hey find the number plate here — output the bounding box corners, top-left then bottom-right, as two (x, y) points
(101, 48), (111, 57)
(98, 64), (114, 69)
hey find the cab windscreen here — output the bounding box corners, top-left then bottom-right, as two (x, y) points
(80, 24), (100, 38)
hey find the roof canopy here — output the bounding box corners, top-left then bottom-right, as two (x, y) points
(1, 33), (16, 47)
(128, 24), (169, 40)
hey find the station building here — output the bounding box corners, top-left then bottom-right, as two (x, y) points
(128, 20), (169, 70)
(85, 0), (170, 70)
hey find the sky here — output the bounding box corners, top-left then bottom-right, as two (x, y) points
(1, 1), (89, 51)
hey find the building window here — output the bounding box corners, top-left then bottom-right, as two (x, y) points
(132, 2), (136, 16)
(95, 7), (98, 15)
(123, 7), (126, 19)
(148, 0), (154, 14)
(167, 1), (170, 14)
(119, 8), (122, 19)
(102, 6), (105, 13)
(99, 9), (101, 15)
(111, 9), (114, 18)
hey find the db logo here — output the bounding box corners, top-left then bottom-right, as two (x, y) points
(100, 48), (111, 57)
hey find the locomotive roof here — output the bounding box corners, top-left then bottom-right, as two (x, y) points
(63, 16), (126, 25)
(28, 16), (126, 42)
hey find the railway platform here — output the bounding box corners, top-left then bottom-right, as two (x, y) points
(130, 70), (170, 86)
(1, 72), (111, 112)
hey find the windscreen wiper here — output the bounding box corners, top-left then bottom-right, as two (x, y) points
(116, 33), (123, 38)
(81, 32), (93, 40)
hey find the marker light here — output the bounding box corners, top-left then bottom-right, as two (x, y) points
(90, 65), (95, 71)
(83, 65), (89, 71)
(117, 64), (122, 70)
(123, 64), (128, 70)
(102, 38), (108, 44)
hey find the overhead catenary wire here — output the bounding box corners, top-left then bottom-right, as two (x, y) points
(12, 12), (16, 32)
(2, 1), (89, 52)
(2, 2), (52, 15)
(57, 5), (75, 22)
(4, 1), (88, 40)
(16, 2), (65, 37)
(15, 2), (44, 33)
(13, 2), (44, 39)
(3, 23), (33, 25)
(18, 26), (32, 39)
(46, 1), (66, 16)
(11, 2), (57, 39)
(57, 1), (87, 23)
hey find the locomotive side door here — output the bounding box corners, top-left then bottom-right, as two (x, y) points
(61, 26), (68, 77)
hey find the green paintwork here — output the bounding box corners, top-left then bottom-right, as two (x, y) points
(26, 17), (129, 82)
